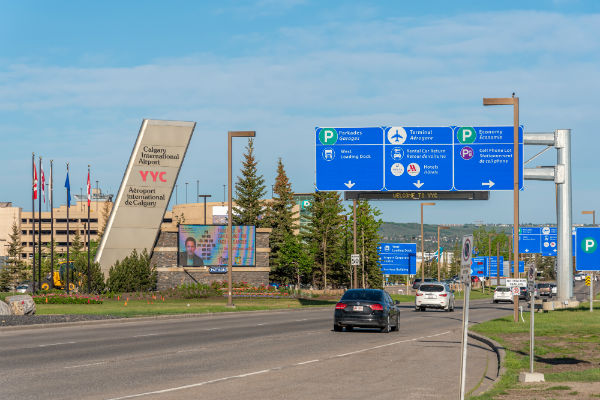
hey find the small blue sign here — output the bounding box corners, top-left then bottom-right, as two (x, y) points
(518, 227), (542, 254)
(209, 266), (228, 274)
(378, 243), (417, 275)
(575, 227), (600, 271)
(471, 257), (487, 276)
(541, 226), (558, 256)
(509, 261), (525, 273)
(486, 256), (505, 277)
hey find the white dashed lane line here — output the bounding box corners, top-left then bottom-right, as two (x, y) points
(38, 341), (77, 347)
(104, 330), (452, 400)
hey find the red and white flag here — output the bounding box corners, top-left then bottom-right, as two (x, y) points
(41, 164), (46, 203)
(87, 170), (91, 207)
(33, 160), (38, 200)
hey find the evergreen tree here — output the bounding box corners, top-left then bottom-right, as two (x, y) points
(277, 232), (312, 286)
(98, 200), (112, 240)
(233, 139), (266, 227)
(266, 158), (299, 282)
(304, 192), (345, 289)
(107, 249), (156, 292)
(0, 221), (28, 290)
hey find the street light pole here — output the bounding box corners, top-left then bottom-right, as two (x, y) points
(353, 199), (358, 289)
(582, 210), (596, 226)
(420, 202), (436, 283)
(437, 225), (449, 282)
(227, 131), (255, 308)
(484, 94), (520, 322)
(198, 195), (212, 224)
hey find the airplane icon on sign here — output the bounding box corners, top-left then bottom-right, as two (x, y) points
(387, 127), (407, 144)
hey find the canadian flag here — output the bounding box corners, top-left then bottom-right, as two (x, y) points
(41, 164), (46, 203)
(87, 170), (91, 207)
(33, 160), (38, 200)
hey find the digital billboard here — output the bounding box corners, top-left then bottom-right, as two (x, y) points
(178, 225), (255, 267)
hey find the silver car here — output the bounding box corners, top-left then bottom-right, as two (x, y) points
(415, 283), (455, 312)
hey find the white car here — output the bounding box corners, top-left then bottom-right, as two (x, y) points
(574, 273), (585, 281)
(493, 286), (514, 304)
(415, 283), (455, 312)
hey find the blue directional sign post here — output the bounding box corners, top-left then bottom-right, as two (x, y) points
(486, 256), (505, 277)
(316, 126), (523, 192)
(541, 226), (558, 256)
(378, 243), (417, 275)
(510, 261), (525, 273)
(575, 227), (600, 271)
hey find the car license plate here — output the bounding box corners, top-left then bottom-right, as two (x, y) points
(353, 306), (363, 312)
(426, 295), (436, 299)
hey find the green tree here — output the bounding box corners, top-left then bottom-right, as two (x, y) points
(347, 201), (384, 289)
(233, 139), (267, 227)
(107, 249), (156, 293)
(304, 192), (345, 288)
(98, 200), (112, 240)
(266, 158), (299, 282)
(0, 221), (28, 290)
(276, 233), (312, 286)
(71, 240), (105, 293)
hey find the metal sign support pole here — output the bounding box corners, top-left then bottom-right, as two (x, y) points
(591, 274), (594, 313)
(530, 283), (535, 373)
(459, 281), (470, 400)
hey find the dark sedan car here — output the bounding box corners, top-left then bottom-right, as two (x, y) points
(518, 286), (528, 300)
(334, 289), (400, 333)
(412, 277), (435, 289)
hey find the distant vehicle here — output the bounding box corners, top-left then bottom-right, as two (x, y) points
(574, 273), (585, 281)
(16, 284), (30, 294)
(471, 276), (480, 283)
(536, 283), (552, 297)
(412, 277), (435, 289)
(334, 289), (400, 333)
(493, 286), (514, 304)
(40, 261), (78, 292)
(518, 286), (529, 300)
(549, 283), (557, 296)
(415, 283), (455, 312)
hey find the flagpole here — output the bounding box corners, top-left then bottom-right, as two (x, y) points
(50, 160), (54, 287)
(38, 156), (42, 288)
(66, 163), (70, 295)
(87, 165), (91, 293)
(32, 153), (36, 292)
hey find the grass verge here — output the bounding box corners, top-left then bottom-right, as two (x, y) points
(33, 297), (337, 317)
(469, 302), (600, 399)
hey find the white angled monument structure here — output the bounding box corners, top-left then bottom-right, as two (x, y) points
(95, 119), (196, 276)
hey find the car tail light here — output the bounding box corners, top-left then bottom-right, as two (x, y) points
(439, 293), (448, 297)
(416, 292), (423, 296)
(370, 304), (383, 311)
(335, 302), (347, 309)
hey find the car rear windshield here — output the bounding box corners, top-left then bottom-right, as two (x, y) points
(419, 284), (444, 292)
(537, 283), (551, 288)
(341, 290), (383, 301)
(496, 287), (510, 292)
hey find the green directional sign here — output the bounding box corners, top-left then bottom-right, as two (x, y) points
(457, 127), (476, 144)
(318, 128), (338, 145)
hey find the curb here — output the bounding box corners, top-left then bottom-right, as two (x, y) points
(468, 331), (506, 389)
(0, 306), (334, 332)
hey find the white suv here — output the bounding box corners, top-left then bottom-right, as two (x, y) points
(415, 283), (455, 312)
(493, 286), (514, 304)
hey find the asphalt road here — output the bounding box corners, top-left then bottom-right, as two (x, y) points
(0, 299), (513, 400)
(573, 276), (600, 302)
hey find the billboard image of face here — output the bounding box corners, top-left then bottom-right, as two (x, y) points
(178, 225), (255, 267)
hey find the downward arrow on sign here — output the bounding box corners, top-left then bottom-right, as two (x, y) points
(413, 180), (424, 188)
(344, 181), (355, 189)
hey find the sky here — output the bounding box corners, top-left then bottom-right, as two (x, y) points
(1, 0), (599, 225)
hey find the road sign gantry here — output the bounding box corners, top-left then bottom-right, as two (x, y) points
(316, 125), (524, 192)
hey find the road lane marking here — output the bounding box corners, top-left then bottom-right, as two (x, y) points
(104, 370), (270, 400)
(296, 359), (319, 365)
(176, 347), (206, 353)
(133, 334), (159, 338)
(256, 323), (265, 326)
(104, 331), (452, 400)
(38, 341), (76, 347)
(65, 362), (106, 369)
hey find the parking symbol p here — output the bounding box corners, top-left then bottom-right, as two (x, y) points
(319, 128), (338, 145)
(582, 237), (597, 254)
(457, 127), (476, 144)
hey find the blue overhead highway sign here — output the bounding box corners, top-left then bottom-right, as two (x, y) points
(518, 227), (542, 254)
(315, 125), (523, 191)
